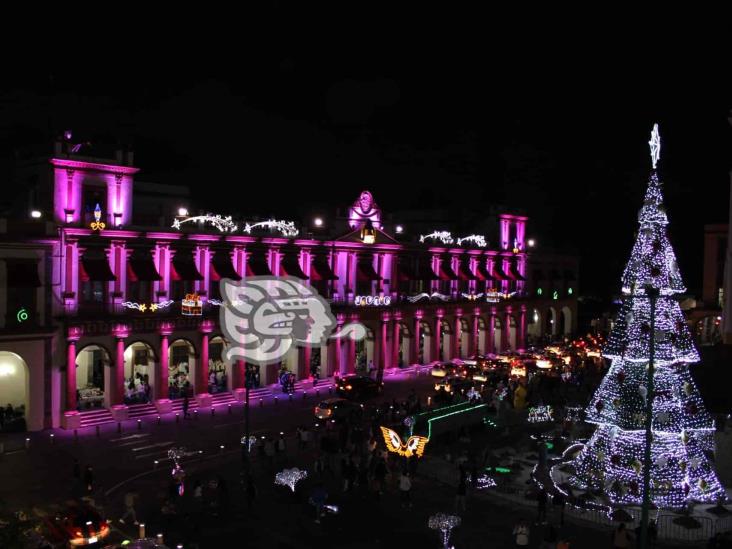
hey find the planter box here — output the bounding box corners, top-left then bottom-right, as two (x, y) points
(155, 399), (173, 414)
(110, 404), (129, 422)
(196, 393), (213, 408)
(62, 411), (81, 430)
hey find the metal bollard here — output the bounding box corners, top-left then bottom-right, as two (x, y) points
(157, 415), (161, 425)
(154, 460), (159, 469)
(175, 413), (180, 423)
(315, 389), (320, 397)
(211, 407), (215, 417)
(156, 534), (164, 545)
(328, 387), (333, 395)
(259, 398), (263, 407)
(220, 445), (225, 453)
(25, 438), (30, 449)
(139, 523), (146, 539)
(50, 434), (55, 444)
(288, 393), (293, 402)
(96, 425), (100, 437)
(117, 422), (122, 433)
(302, 391), (307, 400)
(274, 396), (278, 405)
(194, 410), (199, 420)
(228, 404), (232, 414)
(137, 419), (142, 430)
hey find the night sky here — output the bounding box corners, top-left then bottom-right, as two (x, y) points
(1, 35), (730, 299)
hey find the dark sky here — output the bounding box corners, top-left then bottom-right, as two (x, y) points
(1, 34), (730, 298)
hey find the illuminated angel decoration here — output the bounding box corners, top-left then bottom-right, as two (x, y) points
(648, 123), (661, 169)
(380, 426), (429, 458)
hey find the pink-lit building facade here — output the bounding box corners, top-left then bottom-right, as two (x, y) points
(0, 144), (577, 430)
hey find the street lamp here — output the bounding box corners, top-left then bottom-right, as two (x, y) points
(395, 225), (404, 234)
(30, 210), (42, 219)
(527, 238), (536, 247)
(177, 207), (189, 217)
(314, 217), (323, 227)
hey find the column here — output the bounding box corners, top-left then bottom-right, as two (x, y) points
(488, 308), (497, 354)
(392, 312), (402, 368)
(377, 311), (391, 382)
(471, 308), (480, 357)
(298, 345), (311, 380)
(346, 313), (358, 374)
(198, 319), (214, 394)
(334, 314), (345, 376)
(453, 309), (463, 359)
(411, 311), (423, 365)
(158, 321), (174, 400)
(502, 307), (512, 352)
(433, 309), (444, 362)
(112, 323), (129, 406)
(518, 305), (527, 352)
(66, 327), (82, 411)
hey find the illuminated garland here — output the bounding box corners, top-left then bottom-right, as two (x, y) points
(407, 292), (451, 303)
(172, 214), (238, 233)
(457, 234), (487, 247)
(419, 231), (454, 244)
(428, 513), (461, 549)
(568, 125), (725, 508)
(528, 405), (553, 423)
(243, 219), (299, 237)
(122, 300), (175, 312)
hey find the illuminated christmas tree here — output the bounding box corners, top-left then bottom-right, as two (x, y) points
(569, 125), (725, 508)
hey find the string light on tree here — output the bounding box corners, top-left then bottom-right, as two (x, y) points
(566, 124), (725, 508)
(275, 468), (308, 492)
(428, 513), (461, 549)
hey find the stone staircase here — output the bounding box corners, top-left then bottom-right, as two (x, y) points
(79, 408), (114, 428)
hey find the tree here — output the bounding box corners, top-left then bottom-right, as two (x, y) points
(569, 125), (725, 508)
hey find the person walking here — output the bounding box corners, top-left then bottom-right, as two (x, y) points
(310, 482), (328, 524)
(454, 474), (467, 512)
(182, 394), (191, 419)
(513, 519), (530, 547)
(84, 465), (94, 492)
(119, 491), (139, 525)
(244, 475), (257, 510)
(399, 472), (412, 508)
(612, 523), (632, 549)
(536, 487), (548, 524)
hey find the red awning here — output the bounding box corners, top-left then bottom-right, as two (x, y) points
(310, 256), (338, 281)
(414, 258), (440, 281)
(280, 255), (308, 279)
(490, 263), (507, 281)
(127, 256), (162, 281)
(438, 258), (458, 281)
(246, 256), (273, 276)
(81, 256), (116, 282)
(211, 252), (241, 281)
(396, 260), (416, 282)
(509, 263), (527, 281)
(171, 253), (204, 281)
(458, 261), (477, 281)
(357, 259), (382, 281)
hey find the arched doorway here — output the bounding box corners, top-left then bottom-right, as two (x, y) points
(0, 351), (29, 432)
(208, 336), (228, 392)
(477, 317), (487, 355)
(168, 339), (195, 399)
(459, 317), (471, 358)
(440, 319), (452, 361)
(561, 306), (573, 336)
(546, 307), (558, 338)
(123, 341), (156, 404)
(493, 316), (502, 353)
(399, 322), (411, 367)
(354, 328), (373, 375)
(419, 320), (431, 364)
(75, 344), (111, 410)
(527, 309), (542, 345)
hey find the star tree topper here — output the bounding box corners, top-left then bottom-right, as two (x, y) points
(649, 123), (661, 169)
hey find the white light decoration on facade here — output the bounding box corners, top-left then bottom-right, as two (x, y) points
(649, 123), (661, 170)
(568, 127), (725, 509)
(208, 299), (223, 306)
(477, 473), (497, 489)
(243, 219), (299, 237)
(456, 234), (487, 247)
(407, 292), (451, 303)
(354, 295), (392, 306)
(122, 300), (175, 312)
(172, 214), (237, 233)
(275, 468), (308, 492)
(419, 231), (454, 245)
(528, 405), (553, 423)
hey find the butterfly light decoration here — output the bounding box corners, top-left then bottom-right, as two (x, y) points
(380, 426), (429, 458)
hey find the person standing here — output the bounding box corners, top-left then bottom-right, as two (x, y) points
(182, 394), (191, 419)
(399, 472), (412, 508)
(513, 519), (530, 547)
(536, 487), (548, 524)
(454, 474), (467, 512)
(119, 491), (139, 525)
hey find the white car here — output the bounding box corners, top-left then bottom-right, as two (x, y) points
(314, 398), (357, 420)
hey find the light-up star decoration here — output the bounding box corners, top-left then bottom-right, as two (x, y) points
(275, 468), (308, 492)
(172, 214), (238, 233)
(380, 426), (429, 458)
(649, 123), (661, 169)
(428, 513), (461, 549)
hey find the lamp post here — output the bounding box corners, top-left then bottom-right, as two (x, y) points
(640, 285), (659, 549)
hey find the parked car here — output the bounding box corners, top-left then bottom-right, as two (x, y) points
(314, 398), (360, 420)
(335, 375), (383, 399)
(430, 362), (458, 378)
(434, 376), (474, 395)
(42, 503), (110, 546)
